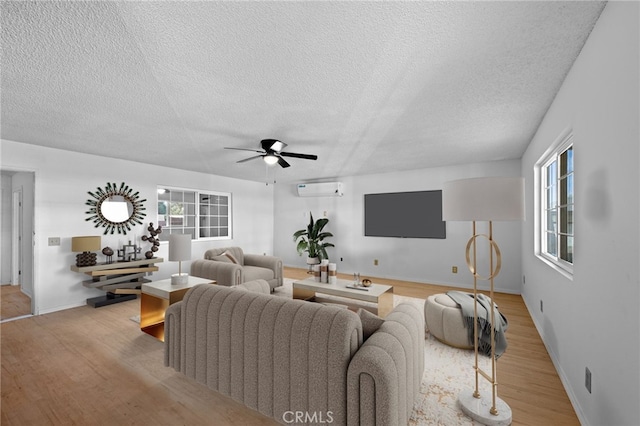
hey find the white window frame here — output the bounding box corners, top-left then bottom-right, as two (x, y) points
(156, 186), (232, 241)
(535, 129), (574, 278)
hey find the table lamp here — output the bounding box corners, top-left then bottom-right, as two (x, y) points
(442, 176), (524, 426)
(71, 236), (102, 267)
(169, 233), (191, 285)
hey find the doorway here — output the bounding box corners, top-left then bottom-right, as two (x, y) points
(1, 170), (35, 322)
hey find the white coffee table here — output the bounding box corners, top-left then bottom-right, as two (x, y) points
(140, 276), (215, 341)
(292, 277), (394, 317)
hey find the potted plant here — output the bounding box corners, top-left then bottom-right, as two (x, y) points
(293, 212), (335, 264)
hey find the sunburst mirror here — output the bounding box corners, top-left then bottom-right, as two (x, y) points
(85, 182), (147, 234)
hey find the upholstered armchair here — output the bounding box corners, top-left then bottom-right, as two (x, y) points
(190, 247), (283, 291)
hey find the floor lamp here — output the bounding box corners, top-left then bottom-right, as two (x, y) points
(442, 176), (524, 426)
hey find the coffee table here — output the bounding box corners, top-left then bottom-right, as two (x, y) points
(140, 276), (215, 341)
(292, 277), (394, 317)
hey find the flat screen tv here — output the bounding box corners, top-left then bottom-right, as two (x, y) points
(364, 190), (446, 239)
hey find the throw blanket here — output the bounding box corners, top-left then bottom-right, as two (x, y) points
(446, 291), (508, 358)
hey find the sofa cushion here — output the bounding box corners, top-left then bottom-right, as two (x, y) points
(243, 265), (275, 282)
(358, 308), (385, 341)
(221, 251), (239, 264)
(211, 255), (233, 263)
(204, 247), (245, 265)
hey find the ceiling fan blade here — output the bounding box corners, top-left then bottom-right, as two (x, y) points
(261, 139), (287, 152)
(277, 156), (291, 168)
(225, 147), (264, 153)
(237, 155), (263, 163)
(280, 151), (318, 160)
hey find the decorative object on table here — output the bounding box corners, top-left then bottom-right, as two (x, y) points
(118, 240), (141, 262)
(328, 263), (337, 284)
(101, 246), (114, 264)
(312, 264), (321, 282)
(293, 212), (335, 267)
(442, 176), (524, 426)
(85, 182), (147, 235)
(320, 259), (329, 283)
(141, 222), (162, 259)
(169, 233), (192, 285)
(71, 236), (101, 267)
(361, 278), (372, 288)
(352, 272), (361, 287)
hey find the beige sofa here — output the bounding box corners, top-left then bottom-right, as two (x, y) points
(164, 281), (424, 425)
(190, 247), (283, 291)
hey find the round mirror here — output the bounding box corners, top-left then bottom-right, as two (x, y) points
(100, 195), (133, 223)
(85, 182), (146, 235)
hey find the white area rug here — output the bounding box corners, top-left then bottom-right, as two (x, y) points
(275, 279), (489, 425)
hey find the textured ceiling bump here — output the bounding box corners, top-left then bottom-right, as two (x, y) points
(1, 1), (606, 183)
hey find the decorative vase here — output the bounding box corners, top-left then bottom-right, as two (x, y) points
(102, 247), (114, 264)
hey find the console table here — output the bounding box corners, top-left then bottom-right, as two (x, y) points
(70, 257), (163, 307)
(140, 276), (216, 341)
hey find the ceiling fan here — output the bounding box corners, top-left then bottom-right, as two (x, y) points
(224, 139), (318, 168)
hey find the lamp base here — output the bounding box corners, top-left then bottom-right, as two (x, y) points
(171, 273), (189, 286)
(458, 389), (512, 426)
(76, 252), (97, 267)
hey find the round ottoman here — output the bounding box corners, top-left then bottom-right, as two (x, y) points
(424, 293), (473, 349)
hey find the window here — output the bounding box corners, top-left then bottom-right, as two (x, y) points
(157, 187), (231, 241)
(537, 133), (573, 274)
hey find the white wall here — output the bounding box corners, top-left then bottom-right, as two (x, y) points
(274, 159), (523, 293)
(1, 140), (274, 315)
(521, 3), (639, 426)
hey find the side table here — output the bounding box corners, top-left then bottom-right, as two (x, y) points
(140, 276), (215, 341)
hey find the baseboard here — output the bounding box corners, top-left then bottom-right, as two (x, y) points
(522, 296), (589, 426)
(37, 300), (88, 316)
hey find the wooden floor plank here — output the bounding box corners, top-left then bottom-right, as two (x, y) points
(1, 285), (31, 320)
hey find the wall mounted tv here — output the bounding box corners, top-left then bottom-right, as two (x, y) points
(364, 190), (446, 239)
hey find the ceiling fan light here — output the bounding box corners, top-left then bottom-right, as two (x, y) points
(264, 155), (279, 165)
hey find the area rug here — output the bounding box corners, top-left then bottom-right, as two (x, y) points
(275, 279), (489, 425)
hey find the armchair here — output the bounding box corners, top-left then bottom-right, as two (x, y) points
(190, 247), (283, 291)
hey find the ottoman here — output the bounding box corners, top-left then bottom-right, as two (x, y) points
(424, 293), (473, 349)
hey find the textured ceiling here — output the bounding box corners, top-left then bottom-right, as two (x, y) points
(1, 1), (605, 183)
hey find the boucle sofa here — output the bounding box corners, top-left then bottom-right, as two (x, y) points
(164, 281), (424, 425)
(190, 247), (283, 291)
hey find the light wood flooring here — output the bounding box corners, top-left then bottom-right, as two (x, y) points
(1, 285), (31, 321)
(1, 268), (578, 425)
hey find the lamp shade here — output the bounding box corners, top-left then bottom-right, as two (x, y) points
(168, 234), (191, 261)
(71, 236), (101, 252)
(442, 177), (525, 222)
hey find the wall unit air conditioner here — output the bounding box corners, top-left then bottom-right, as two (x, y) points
(297, 182), (344, 197)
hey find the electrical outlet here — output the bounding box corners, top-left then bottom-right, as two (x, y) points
(374, 259), (379, 266)
(452, 266), (458, 274)
(523, 275), (526, 284)
(540, 300), (544, 313)
(585, 367), (592, 393)
(48, 237), (61, 246)
(340, 257), (343, 262)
